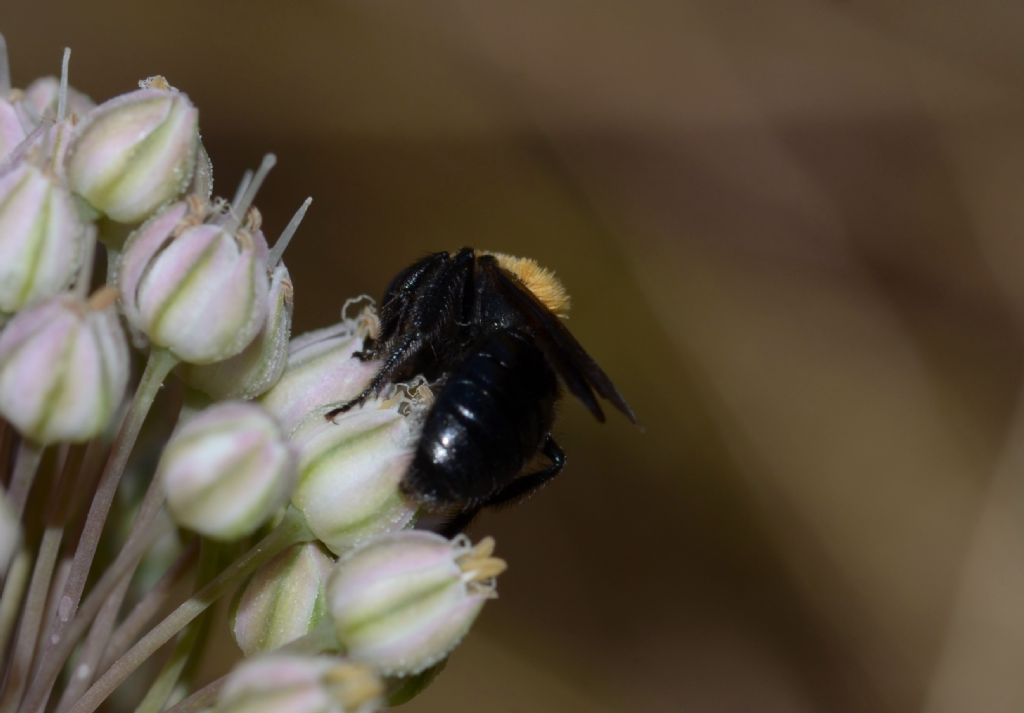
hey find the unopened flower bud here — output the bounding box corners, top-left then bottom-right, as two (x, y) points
(160, 401), (297, 541)
(19, 76), (94, 126)
(216, 655), (382, 713)
(118, 198), (271, 364)
(233, 542), (334, 655)
(289, 384), (429, 555)
(0, 489), (20, 573)
(0, 98), (27, 162)
(261, 307), (380, 434)
(0, 288), (129, 444)
(181, 263), (293, 400)
(326, 532), (505, 675)
(0, 161), (85, 315)
(65, 76), (198, 224)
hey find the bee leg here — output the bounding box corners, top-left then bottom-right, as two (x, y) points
(485, 435), (566, 508)
(324, 332), (422, 419)
(437, 507), (483, 538)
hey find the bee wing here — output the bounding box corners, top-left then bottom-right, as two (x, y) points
(481, 259), (638, 424)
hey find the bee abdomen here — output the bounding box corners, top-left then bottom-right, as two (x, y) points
(403, 330), (558, 506)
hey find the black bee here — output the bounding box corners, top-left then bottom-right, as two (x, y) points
(328, 248), (636, 532)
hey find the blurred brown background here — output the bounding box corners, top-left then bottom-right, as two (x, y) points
(5, 1), (1024, 711)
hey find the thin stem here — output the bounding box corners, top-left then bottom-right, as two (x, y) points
(74, 226), (97, 300)
(51, 348), (176, 626)
(99, 541), (198, 672)
(65, 509), (313, 713)
(132, 543), (219, 713)
(7, 442), (43, 519)
(268, 197), (312, 267)
(21, 350), (178, 713)
(53, 572), (132, 713)
(0, 551), (30, 669)
(0, 33), (9, 97)
(224, 154), (275, 234)
(132, 621), (203, 713)
(0, 528), (61, 712)
(54, 445), (182, 712)
(160, 676), (222, 713)
(230, 169), (253, 209)
(20, 496), (171, 713)
(56, 48), (70, 124)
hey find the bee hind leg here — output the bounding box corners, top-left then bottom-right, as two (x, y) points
(434, 437), (565, 536)
(486, 436), (566, 509)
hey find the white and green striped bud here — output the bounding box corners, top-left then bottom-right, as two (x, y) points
(233, 541), (334, 655)
(0, 97), (27, 162)
(160, 401), (297, 541)
(180, 262), (293, 400)
(0, 160), (85, 316)
(326, 532), (505, 675)
(118, 197), (271, 364)
(260, 307), (380, 435)
(65, 76), (198, 224)
(0, 288), (129, 445)
(19, 76), (94, 126)
(216, 655), (382, 713)
(288, 383), (429, 555)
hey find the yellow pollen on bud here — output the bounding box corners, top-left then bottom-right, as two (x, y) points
(323, 663), (382, 711)
(87, 285), (119, 311)
(457, 537), (507, 582)
(140, 75), (172, 91)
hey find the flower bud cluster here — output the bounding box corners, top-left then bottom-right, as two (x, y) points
(0, 40), (512, 713)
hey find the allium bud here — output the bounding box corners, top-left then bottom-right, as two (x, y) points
(0, 488), (20, 573)
(19, 76), (95, 126)
(180, 263), (293, 400)
(118, 198), (271, 364)
(0, 161), (85, 315)
(233, 542), (334, 655)
(0, 289), (129, 444)
(326, 532), (505, 675)
(160, 401), (297, 541)
(65, 76), (198, 224)
(289, 384), (429, 555)
(216, 655), (382, 713)
(0, 98), (27, 162)
(260, 308), (380, 435)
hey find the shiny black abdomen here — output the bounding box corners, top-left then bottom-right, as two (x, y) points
(402, 329), (558, 506)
